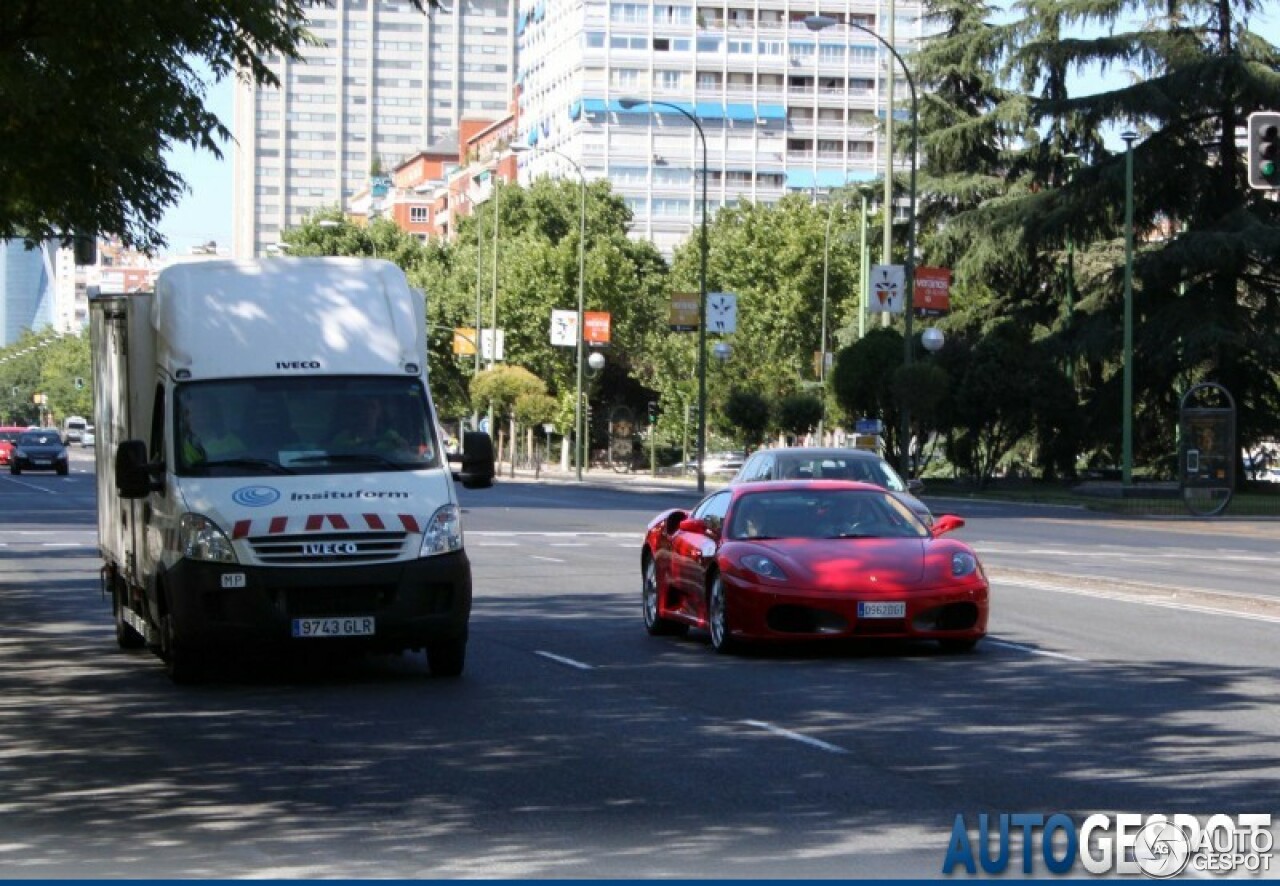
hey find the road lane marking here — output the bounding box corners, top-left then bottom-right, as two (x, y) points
(470, 531), (637, 538)
(530, 555), (566, 563)
(996, 574), (1280, 626)
(983, 638), (1088, 663)
(534, 650), (593, 670)
(741, 719), (847, 755)
(1, 476), (58, 494)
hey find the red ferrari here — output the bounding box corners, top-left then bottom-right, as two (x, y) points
(641, 481), (988, 653)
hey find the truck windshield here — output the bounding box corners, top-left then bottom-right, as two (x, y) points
(174, 377), (442, 477)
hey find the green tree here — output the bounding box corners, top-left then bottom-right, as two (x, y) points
(774, 392), (823, 442)
(831, 327), (904, 461)
(0, 1), (432, 252)
(721, 389), (770, 452)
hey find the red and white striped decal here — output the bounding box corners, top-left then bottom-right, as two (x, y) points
(230, 513), (426, 538)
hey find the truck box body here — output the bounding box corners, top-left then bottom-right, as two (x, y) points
(91, 258), (482, 680)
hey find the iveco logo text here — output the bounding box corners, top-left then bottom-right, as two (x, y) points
(304, 542), (358, 555)
(276, 360), (321, 370)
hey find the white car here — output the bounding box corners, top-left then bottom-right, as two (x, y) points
(82, 426), (95, 448)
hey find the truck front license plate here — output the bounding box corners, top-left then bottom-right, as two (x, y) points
(292, 617), (375, 638)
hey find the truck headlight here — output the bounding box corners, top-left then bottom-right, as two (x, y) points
(419, 504), (463, 557)
(179, 513), (238, 563)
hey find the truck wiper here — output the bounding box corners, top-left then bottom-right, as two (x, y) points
(202, 457), (295, 475)
(287, 453), (407, 470)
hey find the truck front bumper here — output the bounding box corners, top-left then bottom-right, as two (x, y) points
(161, 552), (471, 654)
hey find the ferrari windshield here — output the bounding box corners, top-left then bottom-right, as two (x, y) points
(728, 488), (929, 541)
(174, 377), (441, 477)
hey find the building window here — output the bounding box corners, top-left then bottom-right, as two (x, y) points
(410, 206), (430, 223)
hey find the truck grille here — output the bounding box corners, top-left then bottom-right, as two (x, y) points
(249, 531), (408, 565)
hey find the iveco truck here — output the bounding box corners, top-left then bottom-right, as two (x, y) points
(91, 258), (494, 682)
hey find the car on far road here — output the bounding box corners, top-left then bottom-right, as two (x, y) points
(0, 426), (25, 466)
(82, 425), (95, 448)
(10, 428), (69, 475)
(641, 480), (988, 653)
(730, 446), (933, 526)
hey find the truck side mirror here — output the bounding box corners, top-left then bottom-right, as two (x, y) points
(115, 440), (161, 499)
(450, 431), (495, 489)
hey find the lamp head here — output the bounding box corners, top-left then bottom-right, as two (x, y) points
(804, 14), (838, 31)
(1121, 130), (1138, 145)
(713, 341), (732, 362)
(921, 327), (945, 353)
(587, 352), (606, 371)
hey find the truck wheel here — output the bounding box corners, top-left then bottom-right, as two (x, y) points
(427, 637), (466, 677)
(114, 585), (146, 650)
(161, 611), (204, 684)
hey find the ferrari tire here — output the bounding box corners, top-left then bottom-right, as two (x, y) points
(642, 555), (687, 637)
(940, 637), (979, 653)
(707, 574), (738, 654)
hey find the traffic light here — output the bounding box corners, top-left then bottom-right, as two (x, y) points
(646, 400), (658, 424)
(74, 377), (84, 390)
(1248, 111), (1280, 189)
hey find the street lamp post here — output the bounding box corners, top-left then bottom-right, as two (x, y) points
(512, 144), (590, 481)
(1121, 131), (1137, 486)
(806, 15), (918, 477)
(619, 97), (710, 494)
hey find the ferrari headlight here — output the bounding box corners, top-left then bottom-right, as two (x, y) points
(178, 513), (238, 563)
(951, 551), (978, 578)
(420, 504), (463, 557)
(741, 553), (787, 581)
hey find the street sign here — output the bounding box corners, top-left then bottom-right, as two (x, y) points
(707, 292), (738, 333)
(914, 266), (952, 315)
(855, 418), (884, 435)
(869, 265), (905, 314)
(584, 311), (611, 345)
(453, 327), (478, 356)
(669, 293), (699, 331)
(480, 329), (505, 361)
(550, 310), (577, 347)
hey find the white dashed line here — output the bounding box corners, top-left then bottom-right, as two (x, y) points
(530, 555), (566, 563)
(741, 719), (847, 754)
(534, 650), (593, 670)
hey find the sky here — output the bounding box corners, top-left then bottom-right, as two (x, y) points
(156, 9), (1280, 258)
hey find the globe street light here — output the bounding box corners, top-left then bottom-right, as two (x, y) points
(1121, 131), (1138, 486)
(805, 15), (919, 477)
(618, 97), (710, 494)
(512, 143), (590, 481)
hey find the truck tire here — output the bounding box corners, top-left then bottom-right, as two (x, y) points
(427, 637), (466, 677)
(161, 609), (204, 685)
(114, 582), (146, 650)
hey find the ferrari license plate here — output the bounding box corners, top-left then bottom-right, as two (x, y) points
(858, 601), (906, 619)
(291, 616), (375, 638)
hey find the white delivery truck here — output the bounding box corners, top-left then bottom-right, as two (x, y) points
(63, 415), (88, 445)
(90, 258), (495, 683)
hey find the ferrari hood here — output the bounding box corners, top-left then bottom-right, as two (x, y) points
(742, 537), (928, 591)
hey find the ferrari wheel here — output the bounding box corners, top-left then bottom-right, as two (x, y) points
(940, 638), (979, 653)
(642, 555), (687, 637)
(707, 574), (737, 654)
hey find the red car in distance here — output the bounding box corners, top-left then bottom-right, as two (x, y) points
(641, 481), (989, 654)
(0, 427), (25, 466)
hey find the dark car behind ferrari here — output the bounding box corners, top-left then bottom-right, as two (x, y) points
(10, 429), (69, 475)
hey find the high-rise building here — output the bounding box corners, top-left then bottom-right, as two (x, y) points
(515, 0), (922, 256)
(232, 0), (517, 258)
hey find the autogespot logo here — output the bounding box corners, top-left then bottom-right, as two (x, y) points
(231, 485), (280, 508)
(943, 812), (1273, 877)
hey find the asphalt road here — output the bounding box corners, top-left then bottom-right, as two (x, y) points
(0, 451), (1276, 877)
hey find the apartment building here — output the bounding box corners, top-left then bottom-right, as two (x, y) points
(232, 0), (517, 258)
(515, 0), (922, 256)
